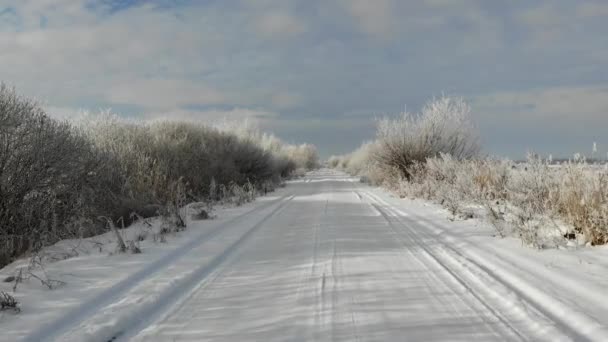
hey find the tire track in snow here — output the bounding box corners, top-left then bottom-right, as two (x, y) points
(25, 193), (294, 342)
(413, 210), (608, 325)
(369, 200), (528, 342)
(290, 194), (327, 340)
(329, 237), (340, 341)
(111, 195), (295, 342)
(362, 191), (555, 339)
(363, 196), (514, 340)
(311, 200), (328, 341)
(363, 189), (608, 342)
(355, 189), (524, 340)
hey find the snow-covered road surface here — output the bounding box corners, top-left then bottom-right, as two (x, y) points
(12, 170), (608, 341)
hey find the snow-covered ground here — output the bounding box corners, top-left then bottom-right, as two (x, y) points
(2, 169), (608, 341)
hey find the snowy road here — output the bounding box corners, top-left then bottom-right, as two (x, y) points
(20, 170), (608, 341)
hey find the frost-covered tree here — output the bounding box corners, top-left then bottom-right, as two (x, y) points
(375, 96), (480, 178)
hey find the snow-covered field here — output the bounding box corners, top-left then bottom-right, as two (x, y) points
(2, 169), (608, 341)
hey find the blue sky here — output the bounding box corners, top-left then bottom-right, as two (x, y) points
(1, 0), (607, 158)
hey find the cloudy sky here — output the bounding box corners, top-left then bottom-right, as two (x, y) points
(1, 0), (607, 158)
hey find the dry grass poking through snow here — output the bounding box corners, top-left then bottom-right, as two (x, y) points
(399, 155), (608, 247)
(330, 96), (608, 248)
(0, 290), (19, 313)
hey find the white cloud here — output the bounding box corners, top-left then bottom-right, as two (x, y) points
(517, 2), (608, 48)
(0, 1), (256, 111)
(253, 11), (307, 39)
(2, 0), (608, 157)
(338, 0), (394, 39)
(141, 107), (278, 125)
(517, 4), (568, 46)
(43, 104), (278, 130)
(270, 92), (302, 109)
(473, 85), (608, 122)
(44, 105), (89, 121)
(0, 0), (306, 120)
(577, 2), (608, 17)
(106, 79), (226, 110)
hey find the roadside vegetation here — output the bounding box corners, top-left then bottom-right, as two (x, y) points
(330, 96), (608, 248)
(0, 84), (318, 269)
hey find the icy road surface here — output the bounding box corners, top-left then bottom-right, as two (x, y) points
(14, 170), (608, 341)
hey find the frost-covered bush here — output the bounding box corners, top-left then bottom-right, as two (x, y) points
(345, 142), (375, 175)
(329, 96), (480, 183)
(332, 92), (607, 246)
(0, 86), (317, 267)
(504, 155), (559, 245)
(331, 97), (480, 185)
(215, 121), (318, 176)
(283, 143), (319, 172)
(328, 142), (388, 185)
(76, 113), (311, 213)
(327, 155), (341, 168)
(0, 85), (109, 266)
(375, 96), (480, 179)
(394, 154), (608, 247)
(395, 154), (481, 215)
(554, 158), (608, 245)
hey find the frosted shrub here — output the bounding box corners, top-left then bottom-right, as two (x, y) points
(228, 181), (256, 206)
(397, 162), (430, 198)
(375, 97), (480, 179)
(284, 144), (319, 171)
(0, 86), (318, 266)
(402, 153), (607, 246)
(328, 142), (388, 185)
(0, 85), (107, 266)
(556, 159), (608, 245)
(79, 116), (298, 210)
(328, 156), (341, 168)
(427, 154), (474, 215)
(334, 95), (608, 246)
(218, 121), (318, 176)
(472, 159), (512, 202)
(346, 142), (377, 176)
(508, 155), (557, 217)
(503, 156), (560, 246)
(400, 154), (479, 216)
